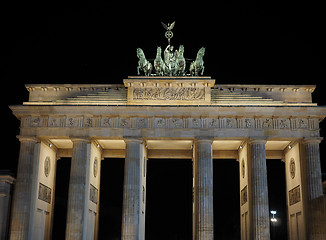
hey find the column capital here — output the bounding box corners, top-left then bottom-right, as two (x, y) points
(70, 137), (91, 144)
(123, 137), (143, 144)
(16, 135), (39, 143)
(248, 137), (267, 145)
(194, 137), (213, 144)
(302, 137), (323, 144)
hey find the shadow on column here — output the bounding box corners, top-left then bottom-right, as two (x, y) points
(213, 159), (240, 239)
(145, 159), (193, 240)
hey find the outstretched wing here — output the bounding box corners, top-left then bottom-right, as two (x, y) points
(161, 22), (168, 30)
(170, 21), (175, 30)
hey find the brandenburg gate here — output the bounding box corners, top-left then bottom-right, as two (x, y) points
(8, 76), (326, 239)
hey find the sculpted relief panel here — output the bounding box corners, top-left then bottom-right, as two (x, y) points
(132, 87), (205, 101)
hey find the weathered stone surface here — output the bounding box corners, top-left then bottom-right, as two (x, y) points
(194, 139), (214, 240)
(65, 138), (91, 240)
(249, 139), (270, 240)
(10, 138), (38, 240)
(7, 77), (326, 240)
(121, 139), (144, 240)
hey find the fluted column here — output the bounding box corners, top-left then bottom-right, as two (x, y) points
(193, 139), (214, 240)
(302, 138), (326, 239)
(65, 138), (91, 240)
(121, 138), (144, 240)
(249, 139), (270, 240)
(10, 137), (39, 240)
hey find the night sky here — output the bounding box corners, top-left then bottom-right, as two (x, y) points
(2, 1), (325, 239)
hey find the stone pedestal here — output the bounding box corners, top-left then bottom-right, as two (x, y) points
(249, 139), (270, 240)
(121, 139), (145, 240)
(65, 138), (92, 239)
(10, 137), (39, 240)
(302, 138), (326, 239)
(193, 139), (214, 240)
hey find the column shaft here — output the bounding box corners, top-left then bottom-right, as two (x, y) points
(250, 140), (270, 240)
(121, 139), (143, 240)
(194, 139), (214, 240)
(65, 139), (91, 240)
(10, 138), (38, 240)
(302, 138), (326, 239)
(303, 139), (323, 200)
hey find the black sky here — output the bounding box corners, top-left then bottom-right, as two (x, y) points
(1, 1), (325, 239)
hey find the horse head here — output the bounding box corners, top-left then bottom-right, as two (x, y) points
(197, 47), (205, 59)
(137, 48), (145, 59)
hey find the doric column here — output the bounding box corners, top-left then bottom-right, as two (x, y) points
(302, 138), (323, 200)
(121, 138), (145, 240)
(10, 137), (39, 240)
(65, 138), (91, 239)
(249, 139), (270, 240)
(193, 139), (214, 240)
(302, 138), (326, 239)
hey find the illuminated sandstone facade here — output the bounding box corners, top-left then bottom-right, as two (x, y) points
(8, 76), (326, 239)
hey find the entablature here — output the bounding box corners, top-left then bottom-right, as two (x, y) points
(10, 105), (326, 139)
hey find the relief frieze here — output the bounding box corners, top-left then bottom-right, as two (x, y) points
(22, 115), (318, 131)
(132, 87), (205, 101)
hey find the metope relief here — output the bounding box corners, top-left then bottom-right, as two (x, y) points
(170, 118), (184, 128)
(262, 118), (273, 129)
(101, 117), (113, 127)
(207, 118), (219, 128)
(136, 118), (147, 128)
(119, 118), (130, 128)
(48, 117), (60, 127)
(189, 118), (202, 128)
(153, 118), (166, 128)
(31, 117), (41, 127)
(278, 119), (290, 129)
(84, 117), (94, 128)
(297, 118), (308, 129)
(65, 117), (79, 127)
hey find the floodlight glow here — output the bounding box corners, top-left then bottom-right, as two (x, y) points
(270, 210), (277, 215)
(271, 218), (277, 222)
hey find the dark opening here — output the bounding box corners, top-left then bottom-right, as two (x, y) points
(267, 159), (288, 240)
(213, 159), (240, 239)
(145, 159), (193, 240)
(98, 158), (124, 239)
(52, 157), (71, 239)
